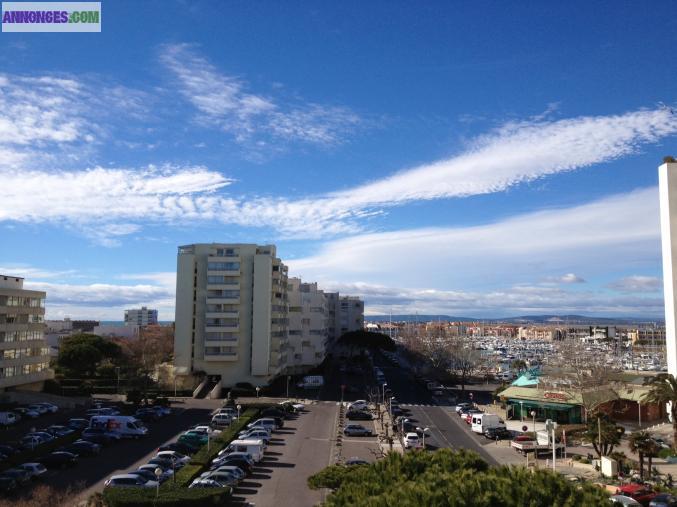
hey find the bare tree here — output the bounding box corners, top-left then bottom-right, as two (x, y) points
(449, 336), (481, 395)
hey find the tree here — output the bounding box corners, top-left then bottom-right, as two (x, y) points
(449, 336), (481, 395)
(56, 333), (122, 378)
(337, 331), (396, 354)
(511, 359), (527, 374)
(582, 415), (625, 459)
(629, 431), (652, 479)
(308, 448), (610, 506)
(642, 373), (677, 452)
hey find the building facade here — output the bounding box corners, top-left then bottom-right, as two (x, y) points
(124, 306), (158, 326)
(337, 296), (364, 337)
(659, 159), (677, 377)
(0, 275), (53, 391)
(287, 278), (329, 373)
(174, 244), (290, 387)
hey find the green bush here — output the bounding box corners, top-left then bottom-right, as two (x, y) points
(189, 408), (257, 467)
(168, 464), (203, 488)
(658, 448), (676, 459)
(309, 448), (610, 506)
(102, 485), (232, 506)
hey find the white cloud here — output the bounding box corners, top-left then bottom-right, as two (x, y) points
(159, 43), (361, 146)
(288, 187), (660, 292)
(544, 273), (586, 284)
(606, 275), (662, 293)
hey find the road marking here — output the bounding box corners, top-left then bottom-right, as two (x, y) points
(412, 406), (456, 450)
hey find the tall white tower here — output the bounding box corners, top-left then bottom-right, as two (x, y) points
(659, 157), (677, 377)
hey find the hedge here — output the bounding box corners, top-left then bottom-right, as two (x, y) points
(0, 431), (82, 472)
(188, 408), (258, 467)
(102, 485), (232, 507)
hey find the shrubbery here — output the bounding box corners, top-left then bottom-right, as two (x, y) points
(309, 448), (610, 506)
(102, 486), (232, 507)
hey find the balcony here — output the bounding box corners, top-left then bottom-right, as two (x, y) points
(206, 297), (240, 305)
(205, 312), (239, 319)
(205, 325), (239, 333)
(204, 352), (238, 362)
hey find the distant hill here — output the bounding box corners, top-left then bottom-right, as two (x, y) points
(365, 314), (663, 325)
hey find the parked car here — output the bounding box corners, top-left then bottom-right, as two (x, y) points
(155, 451), (191, 465)
(190, 425), (222, 436)
(104, 474), (158, 489)
(126, 469), (159, 483)
(16, 463), (47, 480)
(616, 484), (657, 506)
(189, 478), (229, 489)
(455, 403), (472, 414)
(81, 427), (120, 445)
(0, 445), (18, 456)
(345, 457), (369, 466)
(610, 495), (643, 506)
(134, 408), (160, 423)
(261, 407), (288, 419)
(0, 468), (31, 485)
(210, 456), (253, 474)
(137, 464), (170, 483)
(484, 427), (512, 440)
(211, 414), (233, 428)
(650, 494), (677, 507)
(37, 403), (59, 414)
(210, 465), (246, 481)
(148, 457), (181, 472)
(13, 407), (39, 419)
(347, 400), (368, 412)
(45, 425), (75, 437)
(158, 441), (200, 456)
(26, 432), (54, 444)
(60, 440), (102, 457)
(36, 451), (78, 469)
(0, 412), (19, 426)
(344, 424), (372, 437)
(19, 436), (42, 450)
(403, 433), (422, 449)
(27, 404), (48, 415)
(180, 430), (209, 445)
(200, 471), (238, 487)
(67, 418), (89, 430)
(246, 418), (277, 432)
(238, 429), (271, 444)
(347, 410), (372, 421)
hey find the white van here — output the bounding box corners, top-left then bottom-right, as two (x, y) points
(0, 412), (19, 426)
(221, 439), (264, 462)
(90, 416), (148, 438)
(471, 413), (506, 434)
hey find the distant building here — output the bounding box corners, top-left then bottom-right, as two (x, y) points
(287, 278), (329, 373)
(93, 324), (140, 339)
(71, 320), (99, 332)
(337, 296), (364, 338)
(0, 274), (53, 391)
(124, 306), (158, 326)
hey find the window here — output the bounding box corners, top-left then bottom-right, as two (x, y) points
(205, 332), (238, 341)
(207, 262), (240, 271)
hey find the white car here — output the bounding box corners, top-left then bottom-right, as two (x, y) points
(347, 400), (368, 411)
(246, 418), (276, 432)
(215, 407), (237, 416)
(17, 462), (47, 479)
(192, 425), (222, 436)
(37, 403), (59, 413)
(210, 465), (246, 481)
(155, 451), (191, 465)
(238, 429), (271, 443)
(403, 433), (422, 449)
(104, 474), (158, 489)
(211, 414), (233, 427)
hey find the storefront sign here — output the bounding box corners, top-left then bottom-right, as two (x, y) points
(543, 392), (569, 401)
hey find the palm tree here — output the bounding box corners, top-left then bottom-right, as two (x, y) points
(642, 373), (677, 451)
(629, 431), (651, 479)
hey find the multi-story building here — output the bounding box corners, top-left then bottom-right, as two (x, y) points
(0, 275), (53, 391)
(338, 296), (364, 337)
(124, 306), (158, 326)
(174, 244), (290, 387)
(287, 278), (329, 373)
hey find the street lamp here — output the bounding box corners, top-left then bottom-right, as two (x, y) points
(256, 386), (260, 398)
(390, 396), (395, 418)
(531, 410), (536, 435)
(382, 383), (388, 405)
(422, 427), (430, 449)
(154, 467), (162, 498)
(237, 404), (242, 420)
(519, 401), (524, 422)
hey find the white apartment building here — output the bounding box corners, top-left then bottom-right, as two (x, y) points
(337, 296), (364, 337)
(0, 275), (53, 391)
(287, 278), (329, 373)
(124, 306), (158, 326)
(174, 244), (290, 387)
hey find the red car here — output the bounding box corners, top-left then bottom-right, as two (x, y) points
(616, 484), (657, 506)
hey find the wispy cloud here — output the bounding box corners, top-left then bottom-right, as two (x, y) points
(544, 273), (586, 284)
(288, 187), (660, 291)
(159, 43), (362, 147)
(606, 275), (662, 293)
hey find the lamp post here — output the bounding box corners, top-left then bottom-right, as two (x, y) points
(256, 386), (260, 399)
(531, 410), (536, 435)
(422, 427), (430, 449)
(519, 401), (524, 422)
(154, 467), (162, 498)
(237, 404), (242, 420)
(390, 397), (395, 418)
(382, 383), (388, 405)
(638, 401), (642, 428)
(286, 375), (290, 398)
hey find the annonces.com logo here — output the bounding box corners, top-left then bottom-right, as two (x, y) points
(2, 2), (100, 32)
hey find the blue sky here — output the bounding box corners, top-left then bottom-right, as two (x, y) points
(1, 1), (676, 320)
